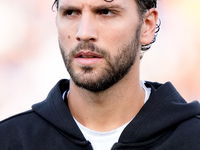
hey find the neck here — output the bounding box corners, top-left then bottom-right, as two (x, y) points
(67, 60), (145, 132)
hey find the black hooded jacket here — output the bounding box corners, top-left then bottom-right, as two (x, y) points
(0, 79), (200, 150)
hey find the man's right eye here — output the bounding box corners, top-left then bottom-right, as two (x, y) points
(62, 9), (81, 17)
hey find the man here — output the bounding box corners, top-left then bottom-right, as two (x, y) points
(0, 0), (200, 149)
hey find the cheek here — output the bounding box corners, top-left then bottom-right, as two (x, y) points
(101, 25), (137, 51)
(57, 20), (74, 39)
(101, 15), (140, 38)
(58, 26), (75, 52)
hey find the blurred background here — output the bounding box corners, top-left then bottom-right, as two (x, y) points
(0, 0), (200, 121)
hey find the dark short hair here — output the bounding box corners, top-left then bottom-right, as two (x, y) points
(52, 0), (160, 54)
(52, 0), (157, 12)
(136, 0), (157, 14)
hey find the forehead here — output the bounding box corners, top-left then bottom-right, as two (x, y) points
(58, 0), (137, 11)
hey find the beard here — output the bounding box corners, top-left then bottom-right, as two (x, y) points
(59, 25), (141, 93)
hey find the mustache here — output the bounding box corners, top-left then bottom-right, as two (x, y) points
(70, 42), (109, 57)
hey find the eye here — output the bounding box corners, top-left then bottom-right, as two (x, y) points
(98, 9), (112, 15)
(63, 9), (80, 17)
(66, 10), (74, 15)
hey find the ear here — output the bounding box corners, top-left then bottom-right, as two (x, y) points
(140, 8), (158, 45)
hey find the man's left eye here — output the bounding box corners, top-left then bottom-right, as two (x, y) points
(98, 9), (111, 15)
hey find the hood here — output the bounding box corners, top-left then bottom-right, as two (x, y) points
(32, 79), (89, 146)
(119, 81), (200, 144)
(32, 80), (200, 146)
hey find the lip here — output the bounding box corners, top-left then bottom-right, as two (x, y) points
(75, 51), (103, 66)
(75, 51), (103, 58)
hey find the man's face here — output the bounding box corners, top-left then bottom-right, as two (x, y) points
(57, 0), (143, 92)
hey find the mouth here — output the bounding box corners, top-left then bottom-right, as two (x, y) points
(75, 51), (103, 66)
(75, 51), (103, 58)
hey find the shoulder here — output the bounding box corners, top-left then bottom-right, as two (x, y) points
(0, 110), (36, 146)
(0, 109), (37, 123)
(0, 109), (47, 137)
(177, 115), (200, 133)
(0, 109), (55, 148)
(0, 110), (34, 124)
(0, 110), (38, 132)
(158, 115), (200, 149)
(172, 115), (200, 146)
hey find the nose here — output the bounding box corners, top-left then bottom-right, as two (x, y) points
(75, 13), (98, 42)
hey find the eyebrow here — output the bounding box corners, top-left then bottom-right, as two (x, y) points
(59, 6), (78, 12)
(92, 4), (125, 11)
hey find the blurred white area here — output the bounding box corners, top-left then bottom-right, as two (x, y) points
(140, 0), (200, 101)
(0, 0), (200, 120)
(0, 0), (69, 120)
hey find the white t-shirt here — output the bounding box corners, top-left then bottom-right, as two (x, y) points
(74, 118), (130, 150)
(73, 80), (151, 150)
